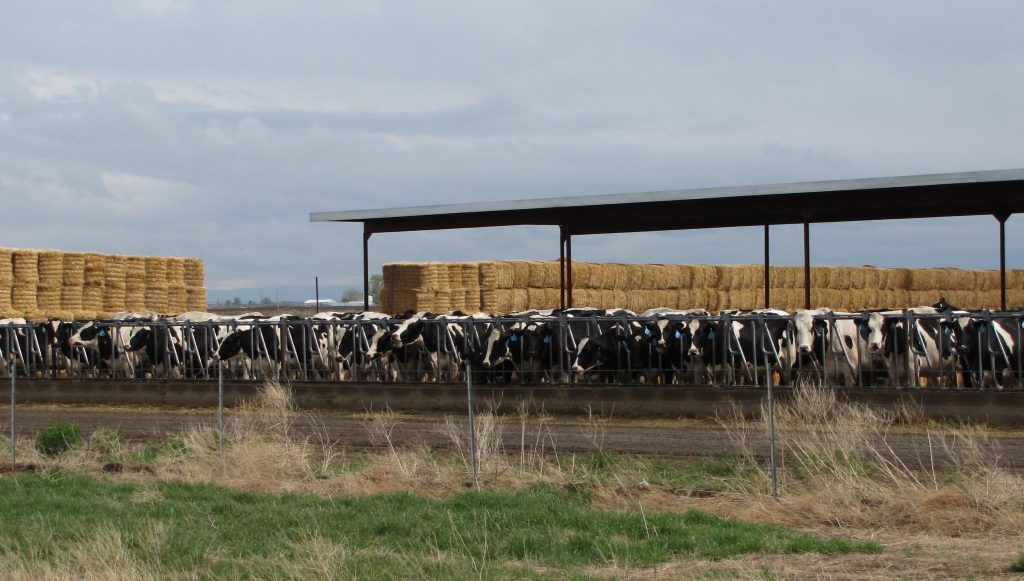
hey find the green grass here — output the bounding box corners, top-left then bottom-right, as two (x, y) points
(1012, 552), (1024, 573)
(0, 473), (879, 578)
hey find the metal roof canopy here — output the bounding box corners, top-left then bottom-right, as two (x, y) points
(311, 169), (1023, 311)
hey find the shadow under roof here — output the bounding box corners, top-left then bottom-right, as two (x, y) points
(311, 169), (1024, 236)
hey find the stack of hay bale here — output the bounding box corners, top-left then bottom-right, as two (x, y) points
(11, 250), (40, 320)
(82, 253), (106, 319)
(61, 252), (86, 320)
(381, 260), (1024, 314)
(125, 256), (147, 311)
(184, 259), (206, 309)
(0, 248), (207, 320)
(0, 248), (13, 316)
(103, 255), (128, 315)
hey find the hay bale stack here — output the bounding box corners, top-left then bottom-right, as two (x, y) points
(103, 255), (127, 315)
(144, 257), (169, 314)
(11, 249), (40, 316)
(61, 253), (86, 316)
(495, 262), (515, 289)
(184, 258), (206, 311)
(81, 253), (106, 316)
(510, 262), (531, 289)
(165, 258), (189, 314)
(124, 256), (147, 311)
(0, 248), (13, 316)
(479, 262), (498, 312)
(36, 250), (64, 315)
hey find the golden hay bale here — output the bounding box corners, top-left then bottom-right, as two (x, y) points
(0, 248), (13, 284)
(604, 289), (623, 308)
(184, 258), (204, 286)
(82, 286), (104, 312)
(1007, 289), (1023, 310)
(166, 258), (187, 286)
(37, 250), (64, 282)
(12, 250), (39, 282)
(741, 265), (763, 289)
(61, 284), (85, 310)
(477, 261), (497, 284)
(124, 288), (147, 312)
(702, 264), (721, 289)
(83, 253), (107, 286)
(908, 268), (936, 291)
(809, 267), (827, 288)
(460, 263), (479, 288)
(509, 261), (531, 289)
(11, 280), (38, 312)
(1008, 269), (1023, 289)
(715, 265), (735, 290)
(670, 264), (694, 289)
(849, 267), (868, 290)
(494, 262), (515, 289)
(510, 288), (529, 312)
(676, 289), (693, 309)
(62, 253), (86, 286)
(826, 266), (850, 290)
(446, 264), (461, 289)
(166, 286), (188, 315)
(489, 290), (510, 314)
(125, 256), (146, 283)
(884, 268), (909, 291)
(975, 270), (999, 292)
(103, 285), (127, 314)
(105, 258), (127, 291)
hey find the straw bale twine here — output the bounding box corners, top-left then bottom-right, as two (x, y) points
(13, 250), (39, 283)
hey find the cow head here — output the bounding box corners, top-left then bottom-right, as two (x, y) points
(793, 309), (830, 356)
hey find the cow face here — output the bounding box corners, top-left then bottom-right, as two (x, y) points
(687, 320), (712, 358)
(865, 312), (888, 354)
(793, 309), (829, 356)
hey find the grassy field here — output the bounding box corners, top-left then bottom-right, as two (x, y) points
(1, 382), (1023, 578)
(0, 473), (876, 579)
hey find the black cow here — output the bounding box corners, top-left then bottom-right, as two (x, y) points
(956, 315), (1023, 388)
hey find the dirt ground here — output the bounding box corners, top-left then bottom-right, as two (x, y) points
(4, 403), (1024, 471)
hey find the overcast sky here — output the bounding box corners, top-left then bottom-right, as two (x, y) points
(1, 1), (1022, 300)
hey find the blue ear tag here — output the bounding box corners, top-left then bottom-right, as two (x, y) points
(510, 335), (518, 342)
(675, 330), (682, 339)
(643, 327), (650, 336)
(99, 330), (106, 337)
(543, 336), (551, 344)
(708, 330), (715, 340)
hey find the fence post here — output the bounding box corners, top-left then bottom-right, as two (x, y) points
(218, 360), (225, 448)
(765, 350), (778, 497)
(465, 360), (478, 489)
(10, 349), (16, 471)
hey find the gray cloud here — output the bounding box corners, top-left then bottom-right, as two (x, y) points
(1, 1), (1022, 300)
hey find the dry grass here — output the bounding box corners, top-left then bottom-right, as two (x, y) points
(715, 386), (1024, 535)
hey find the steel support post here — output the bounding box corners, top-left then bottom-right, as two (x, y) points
(465, 361), (478, 489)
(764, 224), (771, 308)
(998, 214), (1009, 311)
(803, 220), (811, 309)
(362, 228), (372, 312)
(559, 226), (567, 310)
(566, 233), (574, 308)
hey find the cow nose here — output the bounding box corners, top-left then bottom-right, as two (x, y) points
(481, 360), (491, 368)
(571, 365), (583, 374)
(687, 348), (699, 357)
(868, 343), (880, 353)
(656, 339), (666, 348)
(798, 345), (810, 354)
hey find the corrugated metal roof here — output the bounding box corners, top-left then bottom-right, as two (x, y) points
(310, 168), (1024, 235)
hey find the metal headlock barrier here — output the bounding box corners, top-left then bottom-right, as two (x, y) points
(1, 310), (1023, 389)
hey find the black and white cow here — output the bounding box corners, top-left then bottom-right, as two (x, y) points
(687, 309), (792, 386)
(69, 319), (151, 377)
(955, 314), (1023, 389)
(864, 307), (961, 387)
(791, 308), (874, 386)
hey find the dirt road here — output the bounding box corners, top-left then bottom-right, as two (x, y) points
(5, 404), (1023, 471)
